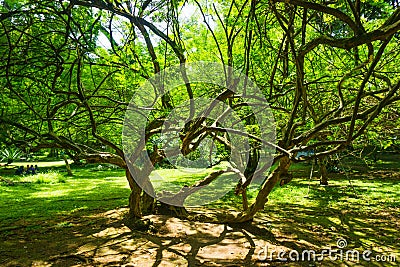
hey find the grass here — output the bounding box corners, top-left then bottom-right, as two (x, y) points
(210, 154), (400, 209)
(11, 171), (65, 184)
(0, 164), (129, 225)
(203, 157), (399, 255)
(1, 157), (399, 223)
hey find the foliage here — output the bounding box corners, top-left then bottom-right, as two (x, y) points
(0, 148), (22, 165)
(23, 171), (65, 184)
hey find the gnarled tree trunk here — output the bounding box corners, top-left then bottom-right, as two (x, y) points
(231, 156), (291, 223)
(126, 170), (142, 218)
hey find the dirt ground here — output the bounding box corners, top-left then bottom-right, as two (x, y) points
(1, 208), (274, 267)
(1, 204), (398, 267)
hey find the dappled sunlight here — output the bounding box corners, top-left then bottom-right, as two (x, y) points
(1, 200), (399, 266)
(0, 160), (399, 266)
(0, 168), (130, 225)
(1, 0), (400, 263)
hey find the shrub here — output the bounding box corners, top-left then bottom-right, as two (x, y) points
(22, 171), (65, 184)
(0, 148), (22, 165)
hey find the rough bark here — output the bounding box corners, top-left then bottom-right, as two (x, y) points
(158, 203), (189, 218)
(140, 192), (155, 215)
(126, 170), (142, 219)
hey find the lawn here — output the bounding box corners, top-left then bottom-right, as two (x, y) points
(0, 156), (399, 266)
(0, 164), (129, 225)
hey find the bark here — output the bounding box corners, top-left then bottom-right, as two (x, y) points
(158, 203), (189, 218)
(140, 192), (155, 215)
(279, 168), (293, 186)
(232, 156), (291, 223)
(84, 153), (127, 168)
(158, 170), (226, 206)
(126, 170), (142, 218)
(241, 190), (248, 211)
(62, 154), (73, 176)
(319, 157), (329, 185)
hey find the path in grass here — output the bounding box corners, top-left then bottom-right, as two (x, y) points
(0, 158), (399, 266)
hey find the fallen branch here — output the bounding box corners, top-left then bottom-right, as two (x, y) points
(157, 169), (226, 206)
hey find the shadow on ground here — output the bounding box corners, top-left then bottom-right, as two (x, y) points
(1, 201), (398, 266)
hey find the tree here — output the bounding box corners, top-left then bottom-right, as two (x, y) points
(1, 0), (400, 223)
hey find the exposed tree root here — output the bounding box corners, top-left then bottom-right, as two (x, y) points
(49, 253), (92, 264)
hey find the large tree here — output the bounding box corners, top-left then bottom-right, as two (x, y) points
(1, 0), (400, 222)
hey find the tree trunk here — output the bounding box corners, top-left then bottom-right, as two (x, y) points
(279, 167), (293, 186)
(48, 148), (58, 158)
(319, 157), (329, 185)
(141, 192), (155, 215)
(232, 156), (291, 223)
(126, 170), (142, 218)
(158, 203), (189, 218)
(62, 155), (73, 176)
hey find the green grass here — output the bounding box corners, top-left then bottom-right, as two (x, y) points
(0, 164), (130, 225)
(0, 162), (235, 225)
(207, 159), (400, 213)
(1, 158), (399, 228)
(11, 171), (65, 184)
(150, 161), (237, 205)
(208, 159), (400, 255)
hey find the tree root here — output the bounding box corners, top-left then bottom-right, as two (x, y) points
(49, 253), (92, 264)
